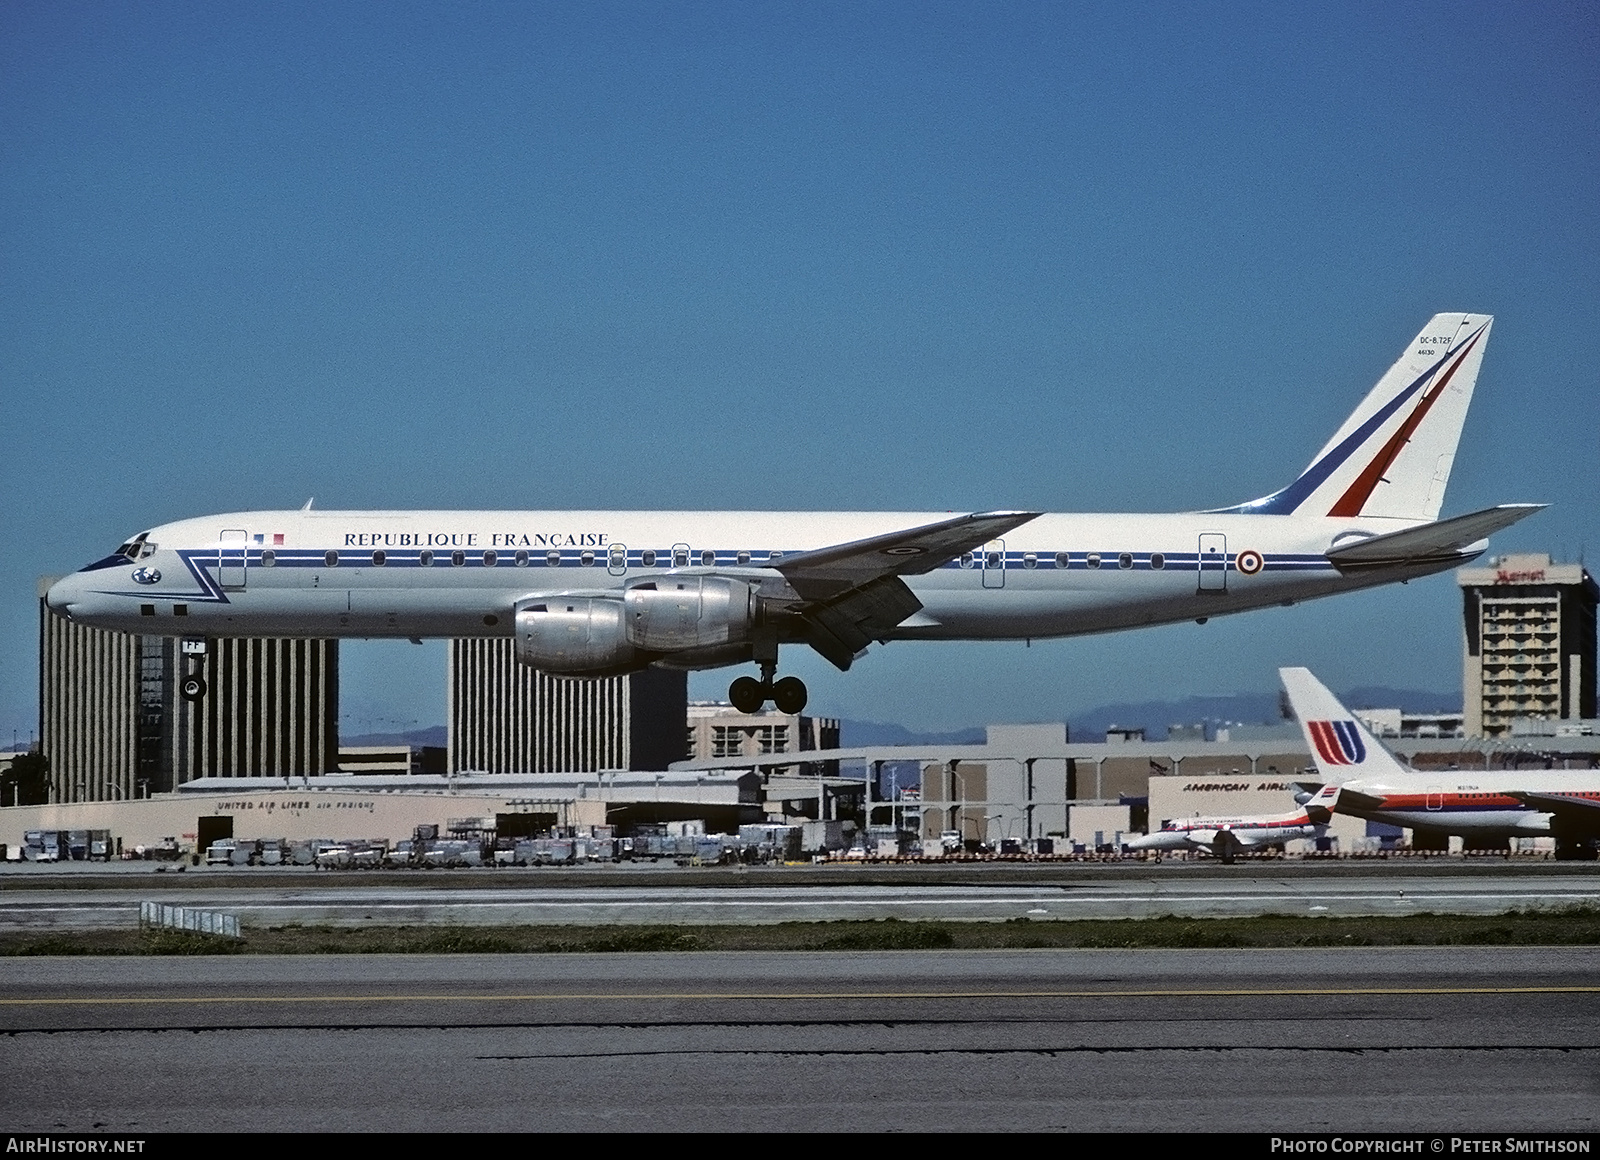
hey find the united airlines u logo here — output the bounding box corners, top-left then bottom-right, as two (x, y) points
(1308, 720), (1366, 765)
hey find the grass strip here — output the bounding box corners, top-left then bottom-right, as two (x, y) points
(6, 907), (1600, 956)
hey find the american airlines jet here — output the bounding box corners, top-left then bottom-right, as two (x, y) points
(47, 313), (1539, 715)
(1282, 667), (1600, 861)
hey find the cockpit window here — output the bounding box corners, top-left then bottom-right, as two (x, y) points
(116, 532), (154, 561)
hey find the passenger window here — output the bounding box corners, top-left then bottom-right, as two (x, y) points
(1118, 553), (1133, 569)
(419, 550), (434, 567)
(482, 550), (497, 567)
(261, 550), (276, 568)
(641, 549), (657, 567)
(960, 552), (974, 569)
(1054, 552), (1070, 568)
(372, 551), (386, 566)
(701, 550), (715, 566)
(737, 550), (750, 565)
(1086, 553), (1101, 569)
(768, 550), (783, 561)
(546, 550), (561, 567)
(515, 550), (528, 567)
(673, 548), (689, 567)
(580, 550), (595, 567)
(451, 550), (465, 567)
(325, 550), (339, 567)
(1023, 553), (1037, 569)
(1150, 552), (1166, 570)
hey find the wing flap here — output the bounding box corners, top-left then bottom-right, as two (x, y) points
(1325, 504), (1544, 568)
(802, 575), (924, 672)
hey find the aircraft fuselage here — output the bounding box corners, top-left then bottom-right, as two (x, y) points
(48, 507), (1465, 649)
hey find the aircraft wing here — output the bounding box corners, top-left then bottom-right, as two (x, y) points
(775, 511), (1042, 601)
(772, 511), (1043, 670)
(1506, 791), (1600, 837)
(1325, 504), (1545, 569)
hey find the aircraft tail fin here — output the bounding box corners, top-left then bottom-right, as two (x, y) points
(1217, 314), (1493, 520)
(1278, 667), (1412, 787)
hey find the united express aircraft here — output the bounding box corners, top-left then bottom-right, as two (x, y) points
(1125, 809), (1325, 862)
(47, 313), (1540, 715)
(1282, 667), (1600, 860)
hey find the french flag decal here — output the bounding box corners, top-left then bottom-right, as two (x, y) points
(1309, 720), (1366, 765)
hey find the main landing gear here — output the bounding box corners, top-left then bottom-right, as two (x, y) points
(728, 666), (808, 715)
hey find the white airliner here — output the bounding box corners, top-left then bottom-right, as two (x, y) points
(1281, 667), (1600, 861)
(1125, 809), (1324, 862)
(48, 313), (1541, 715)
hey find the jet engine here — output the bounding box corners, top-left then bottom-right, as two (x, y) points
(515, 577), (758, 676)
(515, 597), (639, 675)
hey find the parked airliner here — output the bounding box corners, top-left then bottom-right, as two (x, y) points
(48, 313), (1540, 714)
(1282, 667), (1600, 860)
(1125, 809), (1324, 862)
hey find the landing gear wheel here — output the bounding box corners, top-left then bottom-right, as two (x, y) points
(180, 675), (208, 702)
(771, 676), (808, 715)
(728, 676), (765, 714)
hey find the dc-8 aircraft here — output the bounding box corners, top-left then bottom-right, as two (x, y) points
(1282, 667), (1600, 860)
(47, 313), (1541, 714)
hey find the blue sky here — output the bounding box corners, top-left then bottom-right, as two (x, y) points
(3, 1), (1596, 740)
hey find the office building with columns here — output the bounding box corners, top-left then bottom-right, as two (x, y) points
(448, 638), (687, 773)
(37, 578), (339, 801)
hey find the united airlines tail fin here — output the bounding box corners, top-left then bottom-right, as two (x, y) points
(1217, 314), (1493, 520)
(1279, 666), (1412, 792)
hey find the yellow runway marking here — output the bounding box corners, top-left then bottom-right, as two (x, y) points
(3, 985), (1600, 1006)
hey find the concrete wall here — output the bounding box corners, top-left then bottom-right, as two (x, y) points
(1146, 774), (1364, 848)
(1067, 805), (1131, 846)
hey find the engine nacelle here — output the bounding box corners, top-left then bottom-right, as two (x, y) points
(513, 577), (758, 675)
(623, 577), (754, 652)
(515, 597), (639, 675)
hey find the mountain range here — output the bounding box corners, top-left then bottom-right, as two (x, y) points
(345, 686), (1459, 750)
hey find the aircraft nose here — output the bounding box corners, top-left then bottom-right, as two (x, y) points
(44, 577), (76, 618)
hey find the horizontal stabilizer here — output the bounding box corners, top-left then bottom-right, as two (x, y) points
(1324, 504), (1545, 568)
(1330, 786), (1389, 814)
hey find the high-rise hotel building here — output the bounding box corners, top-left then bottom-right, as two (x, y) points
(1458, 554), (1598, 737)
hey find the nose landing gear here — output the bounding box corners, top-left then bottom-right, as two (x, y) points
(178, 638), (209, 702)
(727, 668), (808, 715)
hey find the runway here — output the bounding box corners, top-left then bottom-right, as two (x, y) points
(2, 869), (1598, 929)
(2, 947), (1597, 1132)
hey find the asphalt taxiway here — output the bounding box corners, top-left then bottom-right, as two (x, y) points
(2, 946), (1597, 1132)
(1, 863), (1597, 929)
